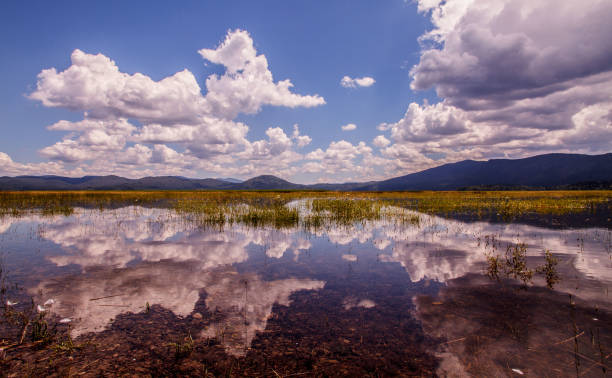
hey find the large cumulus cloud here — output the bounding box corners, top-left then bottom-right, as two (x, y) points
(13, 29), (328, 179)
(199, 29), (325, 119)
(412, 0), (612, 106)
(377, 0), (612, 174)
(29, 50), (206, 124)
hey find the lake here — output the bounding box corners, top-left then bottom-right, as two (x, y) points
(1, 199), (611, 376)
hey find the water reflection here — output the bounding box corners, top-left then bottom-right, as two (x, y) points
(199, 270), (324, 356)
(415, 274), (611, 377)
(2, 206), (611, 305)
(1, 205), (610, 372)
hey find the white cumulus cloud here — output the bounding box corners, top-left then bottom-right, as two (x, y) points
(340, 75), (376, 88)
(200, 30), (326, 119)
(375, 0), (612, 174)
(20, 29), (327, 179)
(373, 135), (390, 148)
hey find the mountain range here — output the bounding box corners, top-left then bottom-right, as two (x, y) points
(1, 153), (611, 191)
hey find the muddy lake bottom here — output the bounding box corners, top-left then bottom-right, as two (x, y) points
(0, 201), (611, 377)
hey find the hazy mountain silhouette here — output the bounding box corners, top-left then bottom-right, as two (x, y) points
(1, 153), (610, 191)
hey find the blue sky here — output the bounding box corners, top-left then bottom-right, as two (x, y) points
(1, 0), (611, 182)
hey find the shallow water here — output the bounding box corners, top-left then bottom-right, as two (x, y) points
(1, 205), (611, 376)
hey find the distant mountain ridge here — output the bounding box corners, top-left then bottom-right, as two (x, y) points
(351, 153), (612, 191)
(1, 153), (611, 191)
(0, 175), (237, 191)
(219, 178), (242, 183)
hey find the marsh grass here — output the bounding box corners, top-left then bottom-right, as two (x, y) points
(0, 190), (610, 229)
(309, 199), (383, 224)
(239, 205), (299, 229)
(392, 190), (612, 220)
(174, 201), (228, 229)
(41, 205), (74, 217)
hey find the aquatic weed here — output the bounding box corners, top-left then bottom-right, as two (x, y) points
(536, 250), (560, 289)
(504, 242), (534, 287)
(169, 332), (194, 359)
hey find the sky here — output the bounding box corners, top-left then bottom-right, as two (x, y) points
(0, 0), (611, 183)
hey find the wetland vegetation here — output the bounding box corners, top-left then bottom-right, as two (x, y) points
(1, 190), (610, 226)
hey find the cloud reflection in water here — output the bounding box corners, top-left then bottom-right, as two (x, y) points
(1, 206), (610, 355)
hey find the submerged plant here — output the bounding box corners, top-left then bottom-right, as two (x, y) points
(505, 242), (533, 286)
(485, 244), (562, 290)
(536, 250), (560, 289)
(52, 330), (90, 354)
(52, 335), (76, 353)
(169, 332), (195, 359)
(486, 254), (503, 281)
(31, 312), (51, 342)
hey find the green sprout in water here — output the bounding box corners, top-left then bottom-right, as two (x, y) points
(168, 332), (194, 359)
(505, 242), (534, 287)
(485, 244), (561, 289)
(536, 250), (560, 289)
(31, 312), (51, 342)
(486, 254), (503, 281)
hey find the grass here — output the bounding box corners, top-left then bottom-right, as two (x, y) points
(309, 199), (383, 225)
(238, 205), (299, 229)
(388, 190), (612, 219)
(0, 190), (610, 229)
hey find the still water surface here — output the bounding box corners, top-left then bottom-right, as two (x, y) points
(1, 204), (610, 376)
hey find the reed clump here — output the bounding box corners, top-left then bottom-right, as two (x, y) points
(239, 205), (299, 229)
(309, 199), (383, 225)
(174, 201), (229, 228)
